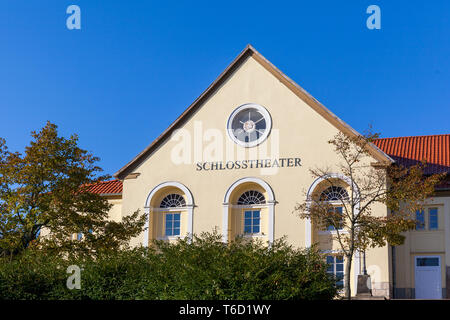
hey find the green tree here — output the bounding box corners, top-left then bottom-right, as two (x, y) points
(294, 130), (444, 299)
(0, 121), (146, 258)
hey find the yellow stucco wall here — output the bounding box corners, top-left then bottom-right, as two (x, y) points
(394, 196), (450, 298)
(39, 196), (123, 239)
(108, 198), (123, 222)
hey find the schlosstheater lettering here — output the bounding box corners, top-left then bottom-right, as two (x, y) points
(196, 158), (301, 171)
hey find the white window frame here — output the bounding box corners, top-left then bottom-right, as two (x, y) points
(414, 207), (439, 231)
(325, 254), (345, 289)
(161, 211), (181, 240)
(318, 203), (348, 235)
(428, 207), (439, 230)
(242, 208), (263, 237)
(415, 255), (441, 267)
(415, 209), (426, 230)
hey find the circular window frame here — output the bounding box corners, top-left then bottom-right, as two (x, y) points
(226, 103), (272, 148)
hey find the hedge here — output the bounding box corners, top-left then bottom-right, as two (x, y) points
(0, 232), (339, 300)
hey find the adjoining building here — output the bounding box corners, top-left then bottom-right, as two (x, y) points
(91, 45), (449, 299)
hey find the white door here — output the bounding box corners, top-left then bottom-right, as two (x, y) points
(415, 256), (442, 299)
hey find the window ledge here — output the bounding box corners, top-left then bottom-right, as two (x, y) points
(242, 233), (266, 238)
(318, 230), (348, 235)
(156, 236), (182, 241)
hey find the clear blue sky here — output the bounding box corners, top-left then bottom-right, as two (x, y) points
(1, 1), (449, 176)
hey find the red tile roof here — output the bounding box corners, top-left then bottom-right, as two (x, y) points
(84, 179), (123, 195)
(374, 134), (450, 175)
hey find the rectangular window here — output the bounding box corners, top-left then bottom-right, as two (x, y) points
(428, 208), (438, 230)
(244, 210), (260, 235)
(165, 213), (181, 236)
(326, 255), (344, 288)
(327, 206), (343, 231)
(415, 210), (425, 230)
(417, 257), (439, 267)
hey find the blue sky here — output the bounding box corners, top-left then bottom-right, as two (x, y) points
(1, 1), (449, 176)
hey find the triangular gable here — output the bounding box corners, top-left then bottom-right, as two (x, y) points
(114, 45), (393, 179)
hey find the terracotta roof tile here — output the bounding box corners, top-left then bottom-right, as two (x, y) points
(84, 179), (123, 195)
(374, 134), (450, 175)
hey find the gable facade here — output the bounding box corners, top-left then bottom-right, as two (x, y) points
(101, 46), (449, 299)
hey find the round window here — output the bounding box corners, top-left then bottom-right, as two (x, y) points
(227, 104), (272, 147)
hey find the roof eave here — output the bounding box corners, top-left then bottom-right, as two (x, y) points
(114, 45), (254, 179)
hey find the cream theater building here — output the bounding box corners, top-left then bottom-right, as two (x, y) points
(92, 45), (450, 299)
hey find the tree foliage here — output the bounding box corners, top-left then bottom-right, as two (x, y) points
(0, 231), (338, 300)
(294, 129), (444, 299)
(0, 121), (146, 258)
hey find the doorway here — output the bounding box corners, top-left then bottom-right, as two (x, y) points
(415, 256), (442, 299)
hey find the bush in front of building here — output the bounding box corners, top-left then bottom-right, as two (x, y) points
(0, 249), (70, 299)
(0, 232), (338, 300)
(144, 232), (338, 300)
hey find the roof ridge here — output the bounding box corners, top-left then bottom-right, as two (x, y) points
(84, 179), (121, 185)
(97, 179), (121, 183)
(376, 134), (450, 140)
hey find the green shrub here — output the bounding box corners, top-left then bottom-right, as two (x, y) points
(0, 231), (339, 300)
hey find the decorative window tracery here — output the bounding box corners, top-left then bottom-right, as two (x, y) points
(320, 186), (349, 202)
(237, 190), (266, 205)
(160, 194), (186, 208)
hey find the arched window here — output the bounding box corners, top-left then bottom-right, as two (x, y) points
(236, 190), (266, 235)
(237, 190), (266, 205)
(160, 194), (186, 208)
(319, 186), (348, 231)
(320, 186), (349, 202)
(160, 194), (185, 238)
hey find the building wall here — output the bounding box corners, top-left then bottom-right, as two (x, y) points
(119, 55), (392, 297)
(39, 196), (122, 239)
(107, 197), (123, 222)
(394, 194), (450, 298)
